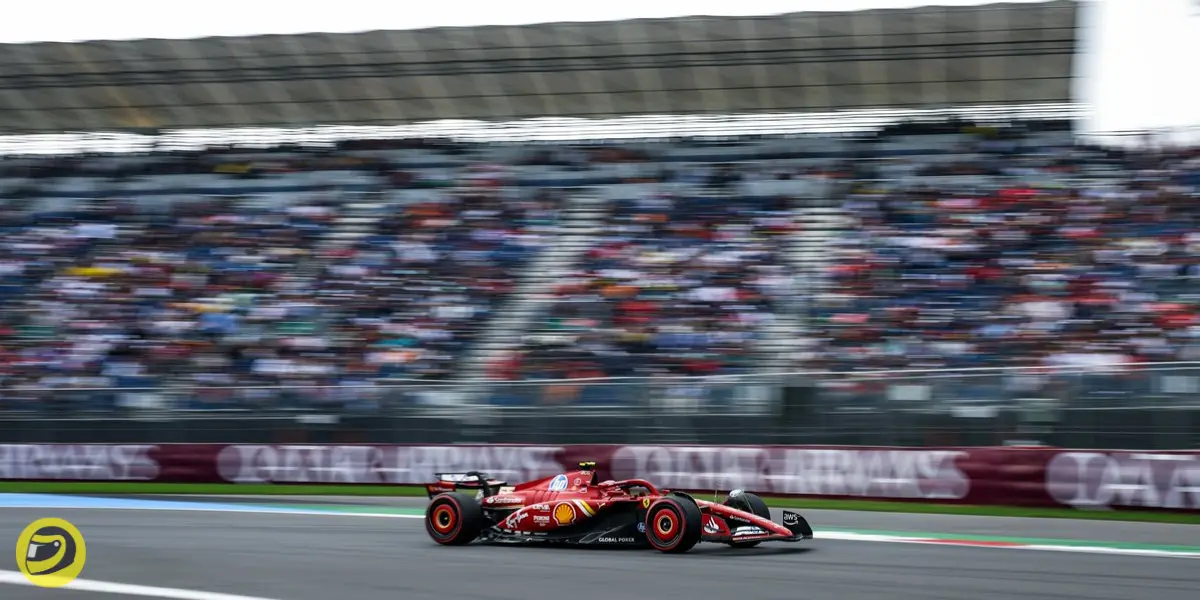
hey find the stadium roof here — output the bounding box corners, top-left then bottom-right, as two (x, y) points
(0, 0), (1079, 134)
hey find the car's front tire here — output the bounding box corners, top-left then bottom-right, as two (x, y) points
(426, 492), (485, 545)
(644, 496), (703, 553)
(724, 491), (772, 547)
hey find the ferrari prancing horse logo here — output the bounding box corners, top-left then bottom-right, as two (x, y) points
(641, 497), (651, 509)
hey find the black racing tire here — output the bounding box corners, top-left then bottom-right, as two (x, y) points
(426, 492), (485, 546)
(644, 495), (703, 553)
(724, 491), (771, 548)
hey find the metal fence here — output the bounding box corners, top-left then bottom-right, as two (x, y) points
(1, 363), (1198, 449)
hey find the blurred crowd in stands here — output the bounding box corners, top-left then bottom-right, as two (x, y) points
(812, 146), (1200, 375)
(0, 118), (1196, 410)
(494, 187), (796, 384)
(0, 147), (558, 409)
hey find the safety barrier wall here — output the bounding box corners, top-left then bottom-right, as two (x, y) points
(2, 443), (1198, 512)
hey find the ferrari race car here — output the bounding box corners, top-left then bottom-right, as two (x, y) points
(423, 461), (813, 553)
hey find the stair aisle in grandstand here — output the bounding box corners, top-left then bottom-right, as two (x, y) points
(445, 191), (611, 404)
(755, 187), (854, 374)
(315, 191), (393, 253)
(715, 182), (809, 379)
(789, 204), (854, 310)
(291, 191), (389, 278)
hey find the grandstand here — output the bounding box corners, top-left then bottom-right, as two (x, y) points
(0, 0), (1196, 435)
(0, 1), (1077, 132)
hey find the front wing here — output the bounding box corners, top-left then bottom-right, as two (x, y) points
(701, 510), (814, 544)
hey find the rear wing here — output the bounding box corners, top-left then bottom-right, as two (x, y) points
(426, 471), (509, 498)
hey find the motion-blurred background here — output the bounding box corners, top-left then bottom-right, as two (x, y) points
(0, 0), (1197, 450)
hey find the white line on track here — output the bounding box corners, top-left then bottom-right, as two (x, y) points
(816, 532), (1200, 559)
(1022, 544), (1200, 559)
(0, 570), (283, 600)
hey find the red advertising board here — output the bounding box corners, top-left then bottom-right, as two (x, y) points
(1, 444), (1197, 511)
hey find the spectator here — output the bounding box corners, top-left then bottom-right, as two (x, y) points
(810, 139), (1199, 376)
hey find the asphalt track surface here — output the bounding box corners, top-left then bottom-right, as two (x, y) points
(2, 500), (1199, 600)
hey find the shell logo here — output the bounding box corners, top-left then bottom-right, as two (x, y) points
(553, 502), (576, 526)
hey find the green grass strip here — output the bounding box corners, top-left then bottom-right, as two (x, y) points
(3, 481), (1199, 525)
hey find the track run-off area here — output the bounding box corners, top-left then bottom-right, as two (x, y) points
(1, 494), (1198, 600)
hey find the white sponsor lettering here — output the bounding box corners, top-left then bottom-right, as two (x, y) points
(609, 446), (969, 500)
(598, 537), (636, 543)
(774, 449), (969, 499)
(1046, 452), (1200, 509)
(486, 496), (524, 505)
(504, 511), (529, 529)
(0, 445), (159, 481)
(437, 473), (479, 482)
(215, 445), (563, 484)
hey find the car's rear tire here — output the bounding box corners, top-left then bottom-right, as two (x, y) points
(426, 492), (485, 545)
(724, 491), (771, 548)
(644, 496), (703, 553)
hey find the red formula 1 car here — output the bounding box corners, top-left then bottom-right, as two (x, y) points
(423, 461), (813, 553)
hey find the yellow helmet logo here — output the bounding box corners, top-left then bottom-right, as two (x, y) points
(15, 518), (87, 588)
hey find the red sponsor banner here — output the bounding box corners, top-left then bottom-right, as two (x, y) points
(1, 444), (1197, 511)
(604, 446), (975, 500)
(213, 444), (567, 485)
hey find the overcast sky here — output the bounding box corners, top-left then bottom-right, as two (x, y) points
(0, 0), (1196, 137)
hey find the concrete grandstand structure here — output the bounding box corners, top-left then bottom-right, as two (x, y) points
(0, 1), (1079, 132)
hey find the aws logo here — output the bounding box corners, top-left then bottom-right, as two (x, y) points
(15, 518), (87, 588)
